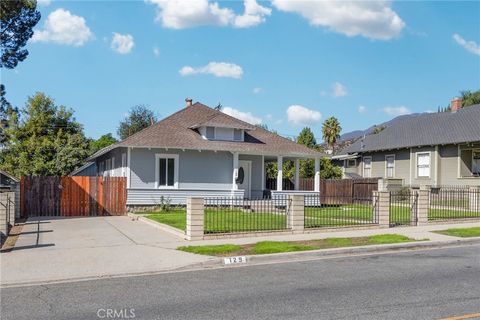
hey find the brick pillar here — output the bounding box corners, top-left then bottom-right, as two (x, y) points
(469, 186), (480, 212)
(186, 197), (204, 240)
(375, 191), (390, 227)
(416, 189), (429, 226)
(288, 195), (304, 232)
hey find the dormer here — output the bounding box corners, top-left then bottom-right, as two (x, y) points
(189, 113), (255, 142)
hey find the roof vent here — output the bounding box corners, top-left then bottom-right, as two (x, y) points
(185, 97), (193, 107)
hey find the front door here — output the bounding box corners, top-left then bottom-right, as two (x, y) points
(237, 160), (251, 198)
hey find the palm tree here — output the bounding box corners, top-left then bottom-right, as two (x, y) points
(322, 117), (342, 153)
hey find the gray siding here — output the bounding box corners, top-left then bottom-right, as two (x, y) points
(239, 154), (263, 198)
(97, 147), (127, 177)
(130, 148), (233, 189)
(440, 144), (480, 186)
(72, 163), (97, 176)
(361, 149), (410, 183)
(127, 189), (244, 205)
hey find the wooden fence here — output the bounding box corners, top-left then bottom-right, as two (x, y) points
(320, 178), (379, 204)
(20, 176), (127, 217)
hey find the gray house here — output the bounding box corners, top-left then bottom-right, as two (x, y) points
(334, 101), (480, 187)
(75, 99), (323, 205)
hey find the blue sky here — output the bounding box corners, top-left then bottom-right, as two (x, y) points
(3, 0), (480, 141)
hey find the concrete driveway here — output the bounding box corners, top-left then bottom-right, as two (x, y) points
(1, 216), (212, 287)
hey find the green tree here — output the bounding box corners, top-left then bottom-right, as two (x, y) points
(322, 117), (342, 153)
(0, 84), (19, 145)
(296, 127), (316, 178)
(320, 158), (342, 179)
(1, 0), (40, 69)
(89, 133), (117, 155)
(460, 90), (480, 107)
(117, 105), (157, 140)
(0, 92), (90, 176)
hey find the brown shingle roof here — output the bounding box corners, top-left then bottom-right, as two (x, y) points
(90, 102), (323, 159)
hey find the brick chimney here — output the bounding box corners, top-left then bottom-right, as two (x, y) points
(185, 97), (193, 107)
(451, 97), (462, 112)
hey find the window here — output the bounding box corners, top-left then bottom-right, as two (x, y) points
(121, 153), (127, 177)
(206, 126), (215, 139)
(347, 159), (356, 167)
(385, 155), (395, 178)
(155, 154), (178, 188)
(363, 157), (372, 178)
(417, 153), (430, 178)
(472, 150), (480, 175)
(99, 161), (105, 176)
(233, 129), (242, 141)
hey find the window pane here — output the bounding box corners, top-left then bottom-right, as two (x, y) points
(418, 167), (430, 177)
(418, 154), (429, 165)
(234, 129), (242, 140)
(167, 158), (174, 186)
(206, 127), (215, 139)
(364, 168), (371, 178)
(159, 158), (166, 186)
(386, 156), (394, 167)
(364, 158), (371, 168)
(387, 167), (394, 178)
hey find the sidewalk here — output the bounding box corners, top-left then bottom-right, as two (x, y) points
(1, 216), (479, 287)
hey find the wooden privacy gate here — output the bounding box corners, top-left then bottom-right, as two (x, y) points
(320, 178), (379, 204)
(20, 176), (127, 217)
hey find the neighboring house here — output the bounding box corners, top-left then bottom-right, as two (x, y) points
(0, 170), (19, 192)
(334, 99), (480, 187)
(74, 98), (324, 205)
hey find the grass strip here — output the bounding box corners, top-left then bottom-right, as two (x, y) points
(433, 227), (480, 238)
(177, 234), (419, 256)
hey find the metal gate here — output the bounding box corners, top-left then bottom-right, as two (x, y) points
(389, 190), (418, 227)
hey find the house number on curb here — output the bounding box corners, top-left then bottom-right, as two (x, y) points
(224, 256), (247, 265)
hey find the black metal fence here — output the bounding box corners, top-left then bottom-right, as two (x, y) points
(429, 186), (480, 221)
(203, 196), (290, 234)
(390, 190), (418, 226)
(304, 194), (378, 228)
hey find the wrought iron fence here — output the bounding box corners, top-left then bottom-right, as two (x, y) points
(304, 194), (378, 228)
(429, 186), (480, 221)
(203, 196), (290, 234)
(390, 190), (418, 226)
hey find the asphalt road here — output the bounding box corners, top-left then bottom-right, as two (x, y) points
(2, 244), (480, 320)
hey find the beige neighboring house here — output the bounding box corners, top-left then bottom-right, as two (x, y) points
(335, 99), (480, 187)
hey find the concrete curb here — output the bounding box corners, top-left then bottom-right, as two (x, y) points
(179, 237), (480, 270)
(127, 213), (186, 239)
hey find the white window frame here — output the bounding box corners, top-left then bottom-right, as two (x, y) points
(347, 159), (356, 168)
(155, 154), (179, 189)
(110, 157), (115, 177)
(121, 153), (127, 177)
(233, 129), (243, 141)
(416, 152), (431, 178)
(471, 149), (480, 175)
(205, 126), (215, 140)
(385, 154), (395, 178)
(363, 156), (372, 178)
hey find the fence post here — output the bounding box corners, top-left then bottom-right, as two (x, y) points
(416, 189), (429, 226)
(375, 191), (390, 227)
(0, 193), (9, 239)
(377, 179), (386, 192)
(469, 186), (480, 212)
(288, 195), (304, 232)
(186, 197), (204, 240)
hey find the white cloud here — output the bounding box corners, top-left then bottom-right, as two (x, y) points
(37, 0), (52, 6)
(146, 0), (270, 29)
(358, 105), (367, 113)
(286, 105), (322, 126)
(319, 90), (327, 96)
(271, 0), (405, 40)
(179, 62), (243, 79)
(253, 87), (263, 94)
(333, 82), (347, 97)
(453, 33), (480, 56)
(32, 9), (93, 46)
(383, 106), (411, 116)
(110, 33), (134, 54)
(153, 46), (160, 57)
(223, 107), (262, 125)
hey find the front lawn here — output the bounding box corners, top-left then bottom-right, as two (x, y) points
(146, 210), (186, 230)
(433, 227), (480, 238)
(177, 234), (419, 256)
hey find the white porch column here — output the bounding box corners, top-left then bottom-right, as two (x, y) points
(314, 158), (320, 192)
(294, 159), (300, 190)
(232, 152), (239, 190)
(277, 156), (283, 191)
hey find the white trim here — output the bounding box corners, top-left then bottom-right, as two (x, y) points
(472, 149), (480, 175)
(434, 146), (439, 185)
(232, 152), (239, 190)
(127, 148), (131, 188)
(385, 154), (395, 178)
(409, 148), (413, 185)
(238, 160), (252, 198)
(277, 156), (283, 191)
(121, 153), (127, 178)
(154, 153), (179, 189)
(415, 151), (431, 179)
(362, 156), (372, 178)
(457, 145), (461, 178)
(294, 158), (300, 190)
(261, 155), (265, 191)
(346, 158), (357, 168)
(314, 158), (320, 192)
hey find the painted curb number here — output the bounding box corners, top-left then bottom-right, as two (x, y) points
(224, 256), (247, 265)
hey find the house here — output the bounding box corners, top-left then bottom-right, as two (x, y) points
(0, 170), (19, 192)
(74, 98), (324, 206)
(334, 99), (480, 187)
